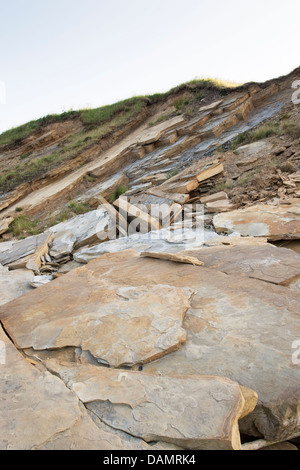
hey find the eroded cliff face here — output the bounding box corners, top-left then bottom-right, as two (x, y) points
(0, 67), (300, 450)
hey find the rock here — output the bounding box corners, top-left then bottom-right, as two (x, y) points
(114, 196), (161, 233)
(140, 251), (204, 266)
(73, 227), (219, 264)
(0, 232), (53, 268)
(35, 402), (159, 450)
(0, 275), (194, 367)
(136, 115), (185, 145)
(30, 274), (54, 288)
(213, 201), (300, 240)
(180, 244), (300, 286)
(0, 264), (33, 306)
(0, 217), (13, 236)
(44, 361), (257, 450)
(55, 249), (300, 442)
(260, 442), (298, 451)
(206, 199), (237, 213)
(0, 325), (80, 450)
(200, 191), (228, 204)
(199, 99), (224, 113)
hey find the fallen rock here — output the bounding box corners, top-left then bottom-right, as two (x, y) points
(0, 277), (194, 368)
(0, 217), (14, 236)
(213, 201), (300, 240)
(0, 264), (33, 306)
(180, 244), (300, 286)
(0, 232), (53, 268)
(44, 361), (257, 450)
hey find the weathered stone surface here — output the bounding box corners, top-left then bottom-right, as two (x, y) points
(0, 217), (13, 236)
(213, 201), (300, 240)
(200, 191), (228, 204)
(35, 402), (158, 450)
(45, 361), (257, 450)
(181, 244), (300, 285)
(55, 250), (300, 442)
(0, 264), (33, 306)
(0, 276), (194, 367)
(0, 325), (80, 450)
(49, 208), (115, 258)
(0, 232), (53, 267)
(73, 227), (218, 263)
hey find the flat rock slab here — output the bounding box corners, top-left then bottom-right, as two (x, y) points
(0, 325), (162, 450)
(180, 244), (300, 285)
(73, 227), (218, 264)
(213, 202), (300, 240)
(0, 264), (33, 306)
(45, 361), (257, 450)
(0, 325), (80, 450)
(0, 275), (193, 367)
(59, 250), (300, 442)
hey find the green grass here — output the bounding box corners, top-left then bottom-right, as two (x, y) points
(108, 184), (129, 202)
(0, 76), (240, 149)
(68, 200), (92, 215)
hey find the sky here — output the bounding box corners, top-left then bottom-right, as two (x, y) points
(0, 0), (300, 134)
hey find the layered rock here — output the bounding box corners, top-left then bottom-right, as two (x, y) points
(44, 361), (257, 450)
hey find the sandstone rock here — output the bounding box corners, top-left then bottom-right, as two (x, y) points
(44, 361), (257, 450)
(0, 325), (80, 450)
(0, 264), (33, 306)
(73, 227), (219, 264)
(213, 201), (300, 240)
(49, 208), (115, 259)
(200, 191), (228, 204)
(180, 244), (300, 286)
(56, 249), (300, 442)
(0, 277), (194, 368)
(206, 199), (237, 213)
(140, 251), (204, 266)
(0, 232), (53, 267)
(0, 217), (13, 236)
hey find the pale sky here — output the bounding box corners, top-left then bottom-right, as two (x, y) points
(0, 0), (299, 134)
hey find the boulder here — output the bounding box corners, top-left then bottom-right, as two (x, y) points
(44, 361), (257, 450)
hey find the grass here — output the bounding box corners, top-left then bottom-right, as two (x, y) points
(231, 119), (300, 150)
(108, 184), (129, 202)
(0, 76), (240, 149)
(9, 215), (39, 237)
(166, 169), (180, 179)
(67, 200), (92, 215)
